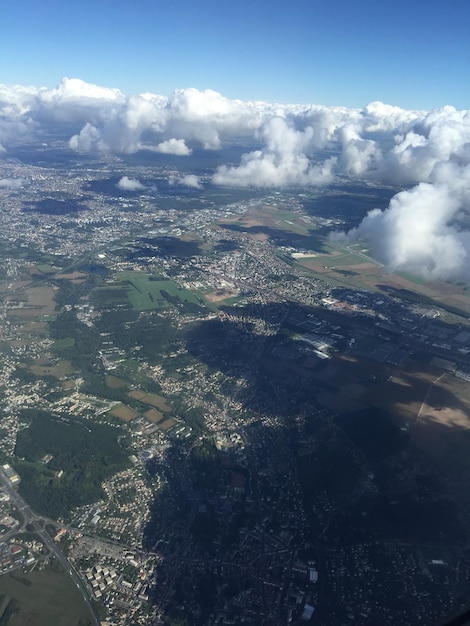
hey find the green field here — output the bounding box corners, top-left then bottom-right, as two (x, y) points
(52, 337), (75, 349)
(35, 264), (56, 274)
(118, 273), (204, 312)
(0, 565), (92, 626)
(395, 271), (428, 285)
(91, 273), (204, 312)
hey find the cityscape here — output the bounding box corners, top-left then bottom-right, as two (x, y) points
(0, 141), (469, 625)
(2, 0), (470, 620)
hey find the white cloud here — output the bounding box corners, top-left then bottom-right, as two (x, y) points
(0, 83), (39, 117)
(340, 124), (381, 177)
(340, 183), (470, 281)
(66, 85), (267, 154)
(177, 175), (202, 189)
(155, 138), (192, 155)
(116, 176), (145, 191)
(337, 105), (470, 280)
(40, 77), (123, 103)
(29, 78), (127, 132)
(69, 94), (166, 153)
(164, 88), (265, 149)
(0, 178), (25, 189)
(69, 122), (102, 152)
(213, 117), (336, 187)
(362, 101), (424, 133)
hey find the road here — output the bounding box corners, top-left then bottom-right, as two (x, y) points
(0, 467), (101, 626)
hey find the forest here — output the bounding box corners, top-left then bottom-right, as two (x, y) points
(14, 409), (130, 519)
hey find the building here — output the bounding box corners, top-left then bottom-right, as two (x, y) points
(2, 464), (20, 485)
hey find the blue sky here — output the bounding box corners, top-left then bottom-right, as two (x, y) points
(3, 0), (469, 109)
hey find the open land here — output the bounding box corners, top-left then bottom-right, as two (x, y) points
(298, 241), (470, 317)
(0, 565), (92, 626)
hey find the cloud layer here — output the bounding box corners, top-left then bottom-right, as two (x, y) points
(1, 78), (470, 280)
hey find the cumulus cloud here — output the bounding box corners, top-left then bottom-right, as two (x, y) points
(0, 83), (39, 117)
(0, 178), (25, 189)
(340, 124), (381, 177)
(177, 175), (202, 189)
(66, 85), (267, 154)
(41, 77), (123, 103)
(116, 176), (145, 191)
(36, 78), (126, 129)
(337, 105), (470, 280)
(66, 87), (260, 154)
(163, 88), (268, 149)
(361, 101), (424, 133)
(69, 122), (103, 152)
(69, 93), (166, 153)
(340, 182), (470, 281)
(213, 117), (336, 187)
(154, 138), (192, 155)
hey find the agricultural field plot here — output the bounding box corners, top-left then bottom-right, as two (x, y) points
(0, 565), (91, 626)
(89, 285), (130, 308)
(316, 353), (391, 388)
(16, 321), (48, 334)
(109, 404), (139, 422)
(435, 372), (470, 405)
(6, 308), (46, 320)
(316, 354), (445, 422)
(27, 359), (75, 379)
(21, 286), (57, 312)
(157, 417), (176, 432)
(54, 271), (88, 283)
(143, 407), (164, 423)
(127, 390), (171, 412)
(411, 372), (470, 435)
(5, 285), (58, 327)
(52, 337), (75, 349)
(316, 390), (365, 414)
(360, 366), (439, 422)
(0, 281), (31, 294)
(297, 243), (392, 289)
(35, 264), (57, 275)
(105, 375), (128, 389)
(317, 353), (470, 501)
(119, 273), (170, 311)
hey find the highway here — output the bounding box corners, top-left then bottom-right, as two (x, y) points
(0, 467), (101, 626)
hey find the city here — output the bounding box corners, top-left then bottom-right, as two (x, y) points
(0, 148), (469, 624)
